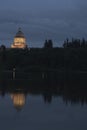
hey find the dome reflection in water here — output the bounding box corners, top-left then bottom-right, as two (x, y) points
(11, 93), (26, 111)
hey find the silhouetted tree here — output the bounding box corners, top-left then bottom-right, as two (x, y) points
(0, 45), (6, 62)
(48, 40), (53, 48)
(44, 39), (53, 48)
(63, 38), (87, 48)
(0, 45), (6, 51)
(44, 40), (48, 48)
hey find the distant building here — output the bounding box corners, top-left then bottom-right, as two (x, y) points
(11, 28), (27, 49)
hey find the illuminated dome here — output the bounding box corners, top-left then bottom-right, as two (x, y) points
(15, 28), (25, 38)
(11, 93), (26, 111)
(11, 28), (27, 49)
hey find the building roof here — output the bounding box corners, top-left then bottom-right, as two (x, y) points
(15, 28), (25, 38)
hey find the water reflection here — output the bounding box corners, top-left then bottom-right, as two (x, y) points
(0, 71), (87, 109)
(11, 93), (26, 111)
(43, 93), (52, 104)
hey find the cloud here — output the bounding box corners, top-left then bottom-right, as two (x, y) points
(0, 0), (87, 47)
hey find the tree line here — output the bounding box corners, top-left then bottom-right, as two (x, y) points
(1, 38), (87, 49)
(63, 38), (87, 48)
(0, 38), (87, 72)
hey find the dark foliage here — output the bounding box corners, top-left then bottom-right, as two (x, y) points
(0, 71), (87, 105)
(0, 38), (87, 72)
(44, 39), (53, 48)
(63, 38), (87, 48)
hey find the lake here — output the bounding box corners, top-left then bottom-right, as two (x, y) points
(0, 71), (87, 130)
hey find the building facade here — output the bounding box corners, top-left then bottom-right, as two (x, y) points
(11, 28), (27, 49)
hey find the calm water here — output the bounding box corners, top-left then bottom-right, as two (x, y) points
(0, 71), (87, 130)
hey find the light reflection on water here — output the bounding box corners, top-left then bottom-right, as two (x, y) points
(11, 93), (26, 111)
(0, 94), (87, 130)
(0, 71), (87, 130)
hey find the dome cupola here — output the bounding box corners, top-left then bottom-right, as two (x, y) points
(15, 28), (25, 38)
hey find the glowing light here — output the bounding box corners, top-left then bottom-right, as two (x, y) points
(11, 28), (27, 49)
(11, 93), (26, 110)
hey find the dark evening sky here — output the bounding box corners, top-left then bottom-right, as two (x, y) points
(0, 0), (87, 47)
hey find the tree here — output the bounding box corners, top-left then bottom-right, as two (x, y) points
(0, 45), (6, 51)
(48, 40), (53, 48)
(44, 39), (53, 48)
(44, 40), (48, 48)
(0, 45), (6, 62)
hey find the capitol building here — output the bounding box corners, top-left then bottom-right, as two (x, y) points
(11, 28), (27, 49)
